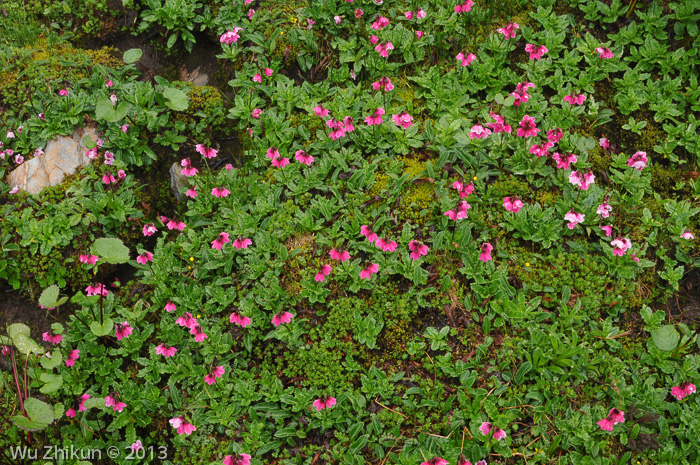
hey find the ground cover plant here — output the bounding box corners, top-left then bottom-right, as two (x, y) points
(1, 0), (700, 464)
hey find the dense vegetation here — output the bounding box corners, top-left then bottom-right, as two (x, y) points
(1, 0), (700, 464)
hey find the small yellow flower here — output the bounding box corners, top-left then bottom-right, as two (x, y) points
(188, 266), (191, 269)
(280, 31), (285, 35)
(196, 315), (201, 318)
(473, 176), (478, 181)
(189, 257), (194, 261)
(525, 262), (530, 267)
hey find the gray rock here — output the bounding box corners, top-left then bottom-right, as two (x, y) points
(7, 126), (100, 194)
(179, 65), (209, 86)
(170, 162), (186, 202)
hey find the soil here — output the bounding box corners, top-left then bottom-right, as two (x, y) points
(0, 285), (57, 346)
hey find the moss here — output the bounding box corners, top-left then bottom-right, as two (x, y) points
(171, 81), (227, 133)
(283, 342), (352, 389)
(85, 47), (124, 69)
(488, 175), (532, 202)
(650, 163), (693, 199)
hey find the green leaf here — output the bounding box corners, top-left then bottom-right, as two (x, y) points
(39, 373), (63, 394)
(12, 415), (50, 431)
(163, 87), (189, 112)
(93, 238), (130, 264)
(25, 397), (55, 424)
(83, 397), (106, 409)
(40, 348), (63, 369)
(123, 48), (143, 64)
(90, 318), (114, 337)
(7, 323), (30, 340)
(39, 285), (60, 308)
(95, 97), (114, 120)
(515, 361), (533, 384)
(651, 325), (680, 351)
(13, 334), (44, 355)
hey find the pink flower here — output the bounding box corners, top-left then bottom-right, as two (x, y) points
(479, 243), (493, 262)
(329, 249), (351, 262)
(516, 115), (540, 137)
(510, 81), (536, 106)
(106, 80), (114, 87)
(371, 16), (389, 30)
(118, 169), (126, 179)
(86, 283), (110, 296)
(272, 312), (293, 327)
(186, 186), (198, 198)
(104, 151), (114, 165)
(547, 128), (563, 143)
(599, 137), (610, 150)
(552, 152), (577, 170)
(220, 27), (242, 44)
(177, 420), (196, 435)
(212, 187), (231, 198)
(66, 350), (80, 367)
(176, 313), (197, 329)
(525, 44), (548, 60)
(115, 321), (133, 341)
(59, 89), (68, 96)
(563, 92), (587, 105)
(156, 344), (177, 357)
(564, 210), (585, 229)
(167, 219), (187, 231)
(266, 146), (280, 160)
(369, 35), (379, 45)
(632, 253), (640, 262)
(456, 52), (476, 67)
(416, 30), (425, 39)
(627, 151), (648, 170)
(253, 74), (262, 83)
(444, 201), (471, 221)
(343, 116), (355, 133)
(272, 157), (290, 168)
(408, 240), (429, 261)
(596, 47), (614, 59)
(601, 225), (613, 237)
(568, 171), (595, 190)
(110, 94), (118, 106)
(196, 144), (218, 159)
(487, 112), (512, 133)
(14, 154), (24, 164)
(105, 395), (127, 413)
(597, 202), (612, 218)
(223, 453), (252, 465)
(102, 172), (116, 184)
(42, 331), (63, 344)
(452, 180), (475, 198)
(611, 237), (632, 256)
(66, 408), (76, 418)
(365, 108), (385, 126)
(230, 312), (252, 327)
(295, 150), (314, 165)
(264, 68), (273, 77)
(354, 9), (363, 19)
(417, 9), (427, 19)
(136, 252), (153, 265)
(479, 421), (507, 440)
(597, 408), (625, 431)
(392, 112), (414, 129)
(497, 22), (519, 39)
(205, 366), (225, 385)
(671, 382), (696, 400)
(212, 232), (231, 251)
(79, 254), (99, 265)
(503, 197), (524, 213)
(469, 124), (491, 139)
(360, 225), (378, 243)
(315, 264), (333, 282)
(130, 440), (143, 452)
(233, 237), (252, 249)
(313, 105), (329, 117)
(78, 393), (90, 412)
(121, 124), (129, 133)
(307, 18), (315, 29)
(375, 237), (398, 252)
(312, 396), (337, 411)
(252, 108), (262, 119)
(334, 15), (342, 24)
(190, 323), (208, 342)
(360, 263), (379, 279)
(404, 11), (414, 20)
(248, 9), (254, 19)
(681, 229), (694, 240)
(225, 164), (234, 171)
(421, 458), (449, 465)
(529, 140), (554, 157)
(375, 41), (394, 58)
(455, 0), (474, 13)
(180, 158), (199, 177)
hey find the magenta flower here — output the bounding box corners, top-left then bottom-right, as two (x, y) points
(15, 154), (24, 164)
(272, 157), (290, 168)
(525, 44), (548, 60)
(170, 417), (196, 435)
(86, 147), (98, 159)
(360, 263), (379, 279)
(392, 111), (414, 129)
(328, 118), (347, 140)
(78, 393), (90, 412)
(220, 27), (242, 44)
(313, 106), (329, 117)
(272, 311), (294, 327)
(365, 108), (385, 126)
(205, 366), (225, 385)
(503, 197), (524, 213)
(569, 171), (595, 191)
(375, 237), (398, 252)
(295, 150), (314, 165)
(223, 453), (252, 465)
(547, 128), (563, 143)
(196, 144), (218, 159)
(176, 312), (197, 329)
(369, 35), (379, 45)
(487, 112), (512, 133)
(315, 264), (333, 282)
(307, 18), (315, 29)
(611, 237), (632, 256)
(563, 91), (587, 105)
(225, 164), (234, 170)
(180, 158), (199, 177)
(190, 323), (208, 342)
(408, 240), (429, 261)
(355, 9), (363, 19)
(681, 229), (694, 240)
(233, 237), (252, 249)
(455, 0), (474, 13)
(104, 151), (114, 165)
(360, 225), (379, 243)
(601, 225), (613, 237)
(479, 421), (507, 440)
(627, 151), (648, 170)
(469, 124), (491, 139)
(312, 396), (337, 411)
(230, 311), (252, 327)
(156, 344), (177, 357)
(252, 108), (262, 119)
(529, 140), (554, 157)
(212, 187), (231, 198)
(118, 169), (126, 179)
(452, 180), (475, 199)
(371, 16), (389, 30)
(136, 252), (153, 265)
(264, 68), (273, 77)
(167, 219), (187, 231)
(552, 152), (577, 170)
(375, 41), (394, 58)
(121, 124), (129, 133)
(212, 232), (231, 251)
(66, 349), (80, 367)
(115, 321), (133, 341)
(597, 408), (625, 431)
(130, 440), (143, 452)
(105, 395), (127, 413)
(444, 201), (471, 221)
(599, 137), (610, 150)
(329, 249), (350, 262)
(516, 115), (540, 137)
(564, 210), (585, 229)
(416, 30), (425, 39)
(597, 202), (612, 218)
(253, 74), (262, 83)
(595, 47), (614, 59)
(42, 331), (63, 344)
(421, 458), (448, 465)
(671, 382), (696, 400)
(456, 52), (476, 67)
(404, 11), (414, 20)
(479, 243), (493, 262)
(417, 8), (427, 19)
(510, 81), (535, 106)
(266, 146), (280, 160)
(65, 407), (77, 418)
(497, 22), (519, 39)
(86, 283), (110, 296)
(186, 186), (198, 198)
(106, 80), (113, 87)
(102, 172), (117, 184)
(59, 89), (68, 96)
(334, 15), (342, 24)
(344, 116), (355, 133)
(79, 254), (99, 265)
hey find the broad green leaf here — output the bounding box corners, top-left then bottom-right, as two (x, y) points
(7, 323), (30, 340)
(12, 415), (49, 431)
(13, 334), (44, 355)
(651, 325), (680, 351)
(83, 397), (106, 409)
(123, 48), (143, 64)
(25, 397), (54, 424)
(39, 373), (63, 394)
(163, 87), (189, 112)
(90, 318), (114, 337)
(93, 238), (129, 264)
(39, 285), (60, 308)
(40, 348), (63, 370)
